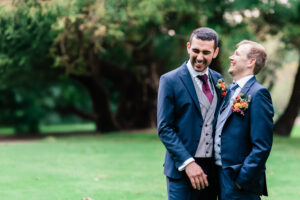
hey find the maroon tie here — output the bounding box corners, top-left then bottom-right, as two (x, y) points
(198, 74), (213, 104)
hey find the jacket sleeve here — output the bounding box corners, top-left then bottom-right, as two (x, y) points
(235, 88), (274, 187)
(157, 75), (192, 169)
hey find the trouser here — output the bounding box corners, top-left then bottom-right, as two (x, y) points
(166, 158), (218, 200)
(217, 166), (261, 200)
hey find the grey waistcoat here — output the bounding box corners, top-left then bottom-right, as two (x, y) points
(191, 76), (218, 158)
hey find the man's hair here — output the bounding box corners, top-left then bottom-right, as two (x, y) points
(236, 40), (267, 75)
(189, 27), (219, 50)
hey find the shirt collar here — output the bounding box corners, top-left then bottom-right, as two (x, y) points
(234, 75), (254, 88)
(186, 60), (210, 78)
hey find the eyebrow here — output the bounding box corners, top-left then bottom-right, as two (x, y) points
(192, 48), (212, 53)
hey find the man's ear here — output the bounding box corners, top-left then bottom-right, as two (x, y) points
(249, 58), (256, 67)
(187, 42), (191, 53)
(213, 47), (219, 58)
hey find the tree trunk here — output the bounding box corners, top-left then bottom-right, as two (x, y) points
(114, 36), (159, 130)
(274, 62), (300, 136)
(115, 68), (158, 129)
(72, 75), (119, 133)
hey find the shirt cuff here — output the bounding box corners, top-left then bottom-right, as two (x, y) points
(178, 158), (195, 171)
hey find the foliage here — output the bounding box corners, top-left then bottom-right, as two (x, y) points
(0, 1), (57, 133)
(0, 0), (298, 134)
(254, 0), (300, 136)
(0, 0), (57, 88)
(0, 0), (93, 134)
(50, 0), (259, 131)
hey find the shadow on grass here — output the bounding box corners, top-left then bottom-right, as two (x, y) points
(0, 128), (158, 143)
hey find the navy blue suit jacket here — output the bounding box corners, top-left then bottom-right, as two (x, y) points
(220, 76), (274, 196)
(157, 61), (223, 179)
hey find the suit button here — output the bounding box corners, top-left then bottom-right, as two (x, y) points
(196, 139), (199, 142)
(200, 125), (203, 128)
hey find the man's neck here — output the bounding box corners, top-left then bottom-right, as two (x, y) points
(198, 67), (208, 74)
(233, 72), (254, 82)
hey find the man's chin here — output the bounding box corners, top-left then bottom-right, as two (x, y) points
(193, 66), (207, 73)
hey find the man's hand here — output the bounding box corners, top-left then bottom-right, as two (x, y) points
(185, 161), (208, 190)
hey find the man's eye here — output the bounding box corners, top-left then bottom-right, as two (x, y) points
(203, 51), (211, 55)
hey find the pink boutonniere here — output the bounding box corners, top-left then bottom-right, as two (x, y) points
(216, 79), (227, 97)
(231, 93), (251, 116)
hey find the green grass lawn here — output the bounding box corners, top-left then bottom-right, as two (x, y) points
(263, 136), (300, 200)
(0, 130), (300, 200)
(291, 124), (300, 138)
(0, 123), (96, 135)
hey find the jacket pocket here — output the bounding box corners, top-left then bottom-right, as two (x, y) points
(225, 163), (242, 179)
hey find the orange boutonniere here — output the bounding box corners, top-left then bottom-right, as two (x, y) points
(216, 79), (227, 97)
(231, 93), (251, 116)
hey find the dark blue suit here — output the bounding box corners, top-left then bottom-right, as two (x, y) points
(157, 62), (223, 199)
(219, 76), (274, 199)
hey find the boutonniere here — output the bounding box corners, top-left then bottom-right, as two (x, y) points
(216, 79), (227, 97)
(231, 93), (251, 116)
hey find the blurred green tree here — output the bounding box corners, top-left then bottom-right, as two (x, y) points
(3, 0), (297, 136)
(50, 0), (249, 132)
(252, 0), (300, 136)
(0, 0), (92, 134)
(0, 0), (260, 134)
(0, 0), (59, 134)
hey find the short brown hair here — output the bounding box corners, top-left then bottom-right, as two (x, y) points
(236, 40), (267, 75)
(189, 27), (219, 50)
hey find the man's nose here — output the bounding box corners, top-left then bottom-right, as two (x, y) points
(197, 53), (204, 60)
(229, 55), (234, 60)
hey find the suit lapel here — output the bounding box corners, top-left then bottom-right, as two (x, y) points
(178, 63), (202, 118)
(209, 69), (222, 116)
(239, 76), (256, 95)
(225, 76), (257, 120)
(209, 69), (221, 99)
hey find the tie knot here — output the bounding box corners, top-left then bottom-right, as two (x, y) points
(230, 83), (239, 91)
(197, 74), (208, 83)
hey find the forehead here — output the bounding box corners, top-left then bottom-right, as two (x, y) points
(190, 38), (215, 50)
(236, 44), (251, 55)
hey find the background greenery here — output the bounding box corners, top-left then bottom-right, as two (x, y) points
(0, 127), (299, 200)
(0, 0), (299, 136)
